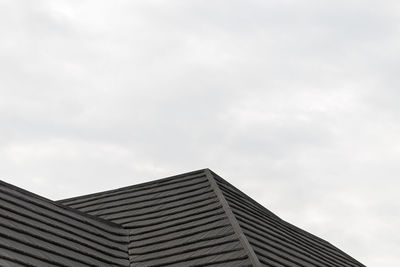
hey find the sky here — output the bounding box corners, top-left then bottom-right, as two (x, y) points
(0, 0), (399, 265)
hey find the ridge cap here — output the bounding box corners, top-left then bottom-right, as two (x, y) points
(204, 169), (261, 267)
(58, 168), (207, 203)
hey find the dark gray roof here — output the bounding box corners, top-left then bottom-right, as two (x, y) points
(59, 169), (253, 267)
(59, 169), (365, 267)
(0, 169), (365, 266)
(0, 180), (129, 267)
(211, 170), (364, 267)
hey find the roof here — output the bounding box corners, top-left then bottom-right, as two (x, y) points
(0, 169), (365, 266)
(211, 170), (364, 267)
(0, 180), (129, 267)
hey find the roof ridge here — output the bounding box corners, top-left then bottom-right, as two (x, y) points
(204, 169), (261, 267)
(58, 169), (207, 204)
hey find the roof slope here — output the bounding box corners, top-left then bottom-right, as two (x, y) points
(60, 170), (254, 267)
(60, 169), (365, 267)
(0, 180), (129, 267)
(210, 170), (365, 267)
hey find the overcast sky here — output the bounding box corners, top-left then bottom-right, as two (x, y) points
(1, 0), (399, 265)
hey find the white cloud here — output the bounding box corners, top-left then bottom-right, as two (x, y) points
(1, 1), (399, 265)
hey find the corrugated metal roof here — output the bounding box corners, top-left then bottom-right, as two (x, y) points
(0, 169), (365, 266)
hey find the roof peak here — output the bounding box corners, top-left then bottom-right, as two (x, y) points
(204, 169), (262, 266)
(58, 168), (211, 203)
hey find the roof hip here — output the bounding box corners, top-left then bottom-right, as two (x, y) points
(204, 169), (262, 267)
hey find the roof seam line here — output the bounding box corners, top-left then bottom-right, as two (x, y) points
(204, 169), (261, 267)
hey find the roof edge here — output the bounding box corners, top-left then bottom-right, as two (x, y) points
(207, 171), (366, 267)
(204, 169), (261, 267)
(0, 179), (126, 230)
(58, 168), (208, 204)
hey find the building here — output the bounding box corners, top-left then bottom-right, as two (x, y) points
(0, 169), (364, 266)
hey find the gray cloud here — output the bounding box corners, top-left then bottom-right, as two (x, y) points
(1, 1), (400, 265)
